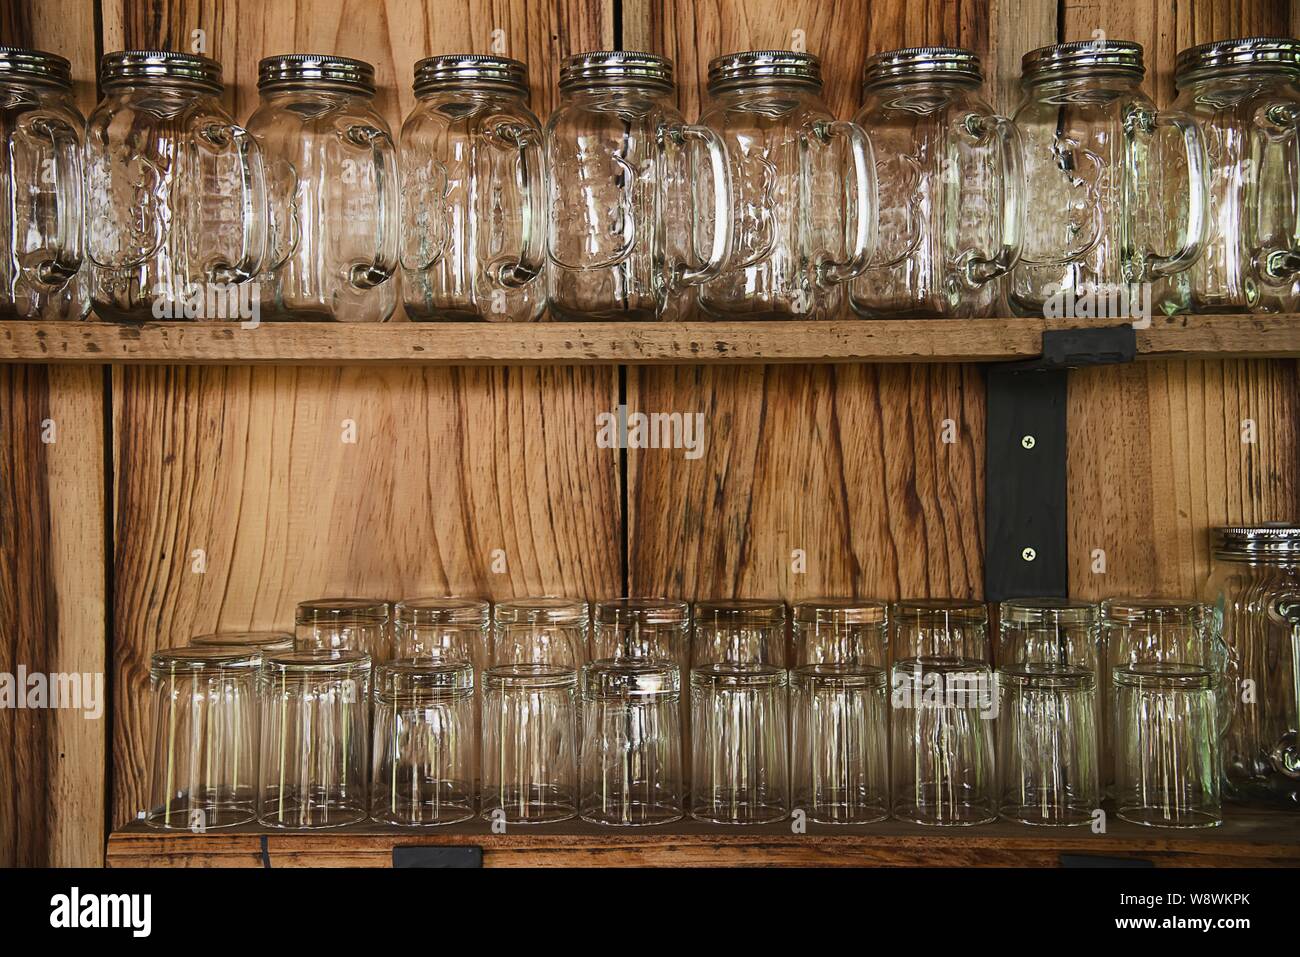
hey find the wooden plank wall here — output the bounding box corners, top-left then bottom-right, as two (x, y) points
(0, 1), (106, 868)
(0, 0), (1296, 861)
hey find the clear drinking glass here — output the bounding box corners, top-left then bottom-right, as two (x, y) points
(546, 51), (732, 320)
(248, 55), (398, 322)
(400, 55), (546, 321)
(996, 599), (1102, 826)
(580, 658), (683, 826)
(0, 47), (86, 320)
(792, 599), (888, 667)
(481, 663), (579, 824)
(1009, 40), (1208, 317)
(691, 599), (786, 666)
(1206, 525), (1300, 803)
(890, 599), (996, 825)
(1169, 39), (1300, 314)
(371, 659), (475, 826)
(86, 51), (266, 322)
(592, 598), (690, 662)
(257, 649), (371, 829)
(491, 597), (588, 667)
(190, 630), (295, 655)
(851, 47), (1021, 317)
(295, 597), (391, 661)
(147, 647), (259, 830)
(791, 663), (889, 824)
(1103, 598), (1224, 828)
(392, 597), (488, 666)
(698, 51), (876, 320)
(690, 662), (788, 824)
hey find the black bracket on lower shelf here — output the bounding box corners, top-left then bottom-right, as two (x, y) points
(392, 845), (484, 868)
(984, 325), (1137, 603)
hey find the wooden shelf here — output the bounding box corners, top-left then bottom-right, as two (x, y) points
(1, 315), (1296, 366)
(106, 806), (1300, 867)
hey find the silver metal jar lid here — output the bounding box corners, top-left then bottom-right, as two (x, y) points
(708, 50), (822, 94)
(258, 54), (375, 95)
(863, 46), (982, 90)
(0, 47), (72, 89)
(1213, 524), (1300, 561)
(100, 50), (223, 94)
(559, 51), (673, 93)
(1021, 39), (1145, 84)
(414, 54), (528, 96)
(1175, 37), (1300, 86)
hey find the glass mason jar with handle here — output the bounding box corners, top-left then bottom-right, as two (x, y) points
(400, 55), (546, 321)
(1205, 525), (1300, 804)
(1168, 38), (1300, 314)
(851, 47), (1021, 317)
(1009, 40), (1209, 318)
(699, 51), (877, 320)
(0, 47), (86, 320)
(248, 55), (398, 322)
(86, 51), (266, 322)
(546, 51), (732, 320)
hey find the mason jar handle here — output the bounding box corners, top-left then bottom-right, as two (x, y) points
(195, 121), (268, 285)
(1268, 595), (1300, 779)
(26, 113), (84, 290)
(818, 120), (877, 286)
(493, 121), (546, 288)
(1124, 107), (1208, 281)
(1251, 103), (1300, 281)
(344, 123), (400, 289)
(672, 123), (733, 287)
(963, 113), (1023, 286)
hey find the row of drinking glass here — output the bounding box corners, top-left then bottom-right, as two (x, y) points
(5, 37), (1300, 323)
(147, 595), (1225, 829)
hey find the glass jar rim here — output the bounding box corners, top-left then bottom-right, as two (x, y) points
(394, 597), (490, 626)
(261, 648), (371, 673)
(1101, 597), (1206, 624)
(792, 598), (887, 626)
(594, 597), (690, 626)
(150, 646), (260, 673)
(100, 50), (223, 95)
(690, 661), (786, 688)
(582, 657), (680, 697)
(892, 598), (987, 624)
(484, 662), (577, 689)
(190, 630), (295, 652)
(375, 658), (474, 696)
(0, 47), (72, 90)
(694, 598), (786, 625)
(295, 597), (390, 625)
(258, 53), (376, 95)
(999, 598), (1098, 626)
(493, 597), (589, 626)
(414, 54), (529, 97)
(791, 662), (887, 688)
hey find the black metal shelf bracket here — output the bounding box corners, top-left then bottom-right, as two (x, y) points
(983, 325), (1137, 603)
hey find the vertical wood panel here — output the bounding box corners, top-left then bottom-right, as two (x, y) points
(1062, 0), (1300, 600)
(623, 2), (1013, 604)
(0, 3), (106, 868)
(104, 0), (618, 827)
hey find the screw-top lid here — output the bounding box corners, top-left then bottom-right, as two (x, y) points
(100, 50), (223, 94)
(258, 54), (376, 94)
(708, 50), (822, 94)
(0, 47), (72, 89)
(1176, 37), (1300, 86)
(862, 46), (982, 90)
(559, 51), (673, 93)
(295, 597), (390, 625)
(582, 658), (680, 698)
(414, 54), (529, 96)
(1212, 523), (1300, 561)
(1021, 39), (1144, 84)
(394, 597), (490, 626)
(190, 630), (295, 654)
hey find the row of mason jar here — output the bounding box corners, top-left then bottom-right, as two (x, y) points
(146, 582), (1292, 831)
(5, 37), (1300, 324)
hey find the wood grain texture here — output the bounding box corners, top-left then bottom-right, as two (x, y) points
(104, 0), (619, 828)
(1062, 0), (1300, 600)
(106, 806), (1300, 867)
(623, 1), (1005, 605)
(0, 3), (107, 869)
(4, 315), (1296, 365)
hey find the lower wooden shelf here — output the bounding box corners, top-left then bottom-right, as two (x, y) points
(106, 806), (1300, 867)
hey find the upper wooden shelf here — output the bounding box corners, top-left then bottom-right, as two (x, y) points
(106, 806), (1300, 868)
(0, 315), (1296, 366)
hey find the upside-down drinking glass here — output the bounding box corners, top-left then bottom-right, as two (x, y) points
(371, 659), (475, 826)
(491, 597), (588, 668)
(147, 647), (259, 830)
(692, 599), (786, 667)
(257, 649), (371, 829)
(792, 599), (888, 667)
(295, 597), (391, 661)
(190, 630), (295, 655)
